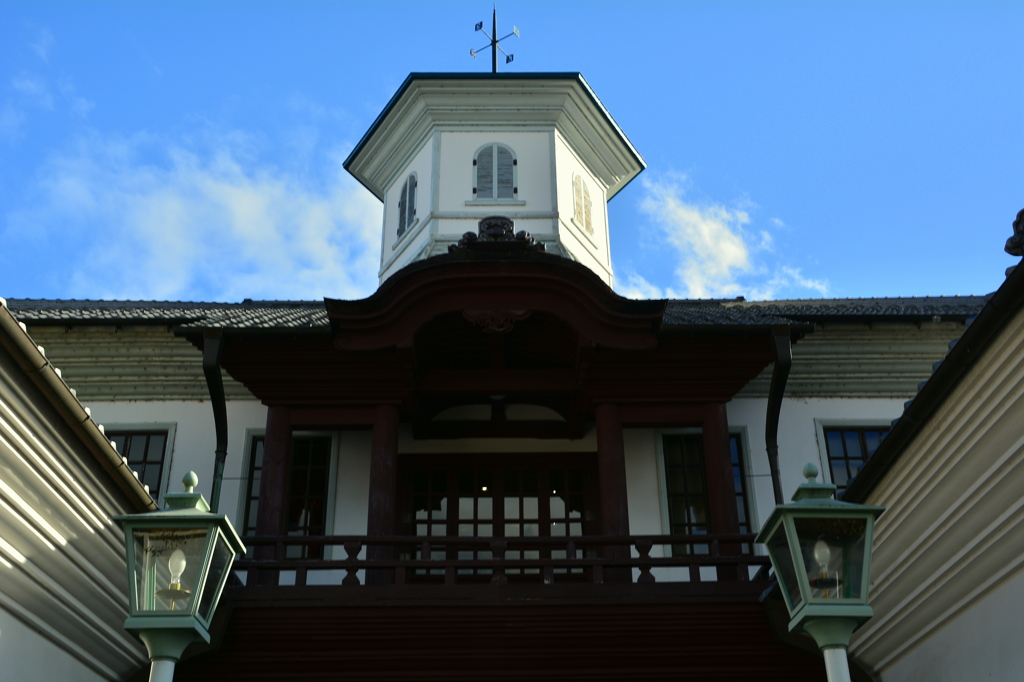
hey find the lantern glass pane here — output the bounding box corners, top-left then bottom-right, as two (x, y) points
(131, 528), (209, 615)
(767, 528), (802, 611)
(200, 532), (235, 622)
(794, 517), (867, 601)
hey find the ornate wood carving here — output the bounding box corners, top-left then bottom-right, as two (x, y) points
(1005, 208), (1024, 257)
(448, 216), (545, 253)
(462, 309), (532, 333)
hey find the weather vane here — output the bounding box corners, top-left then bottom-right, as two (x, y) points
(470, 7), (519, 74)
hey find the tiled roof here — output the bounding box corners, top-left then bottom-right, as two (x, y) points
(6, 295), (991, 331)
(662, 300), (793, 326)
(6, 299), (328, 329)
(730, 296), (990, 321)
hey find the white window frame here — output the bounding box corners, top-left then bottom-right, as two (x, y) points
(105, 422), (177, 502)
(655, 426), (759, 538)
(813, 418), (891, 487)
(236, 427), (266, 535)
(466, 142), (525, 206)
(396, 173), (419, 242)
(287, 431), (341, 561)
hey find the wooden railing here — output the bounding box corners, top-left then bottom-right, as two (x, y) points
(233, 534), (769, 588)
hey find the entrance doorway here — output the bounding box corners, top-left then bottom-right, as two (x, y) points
(398, 453), (599, 579)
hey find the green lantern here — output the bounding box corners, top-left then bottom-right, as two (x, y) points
(755, 463), (884, 682)
(115, 472), (245, 682)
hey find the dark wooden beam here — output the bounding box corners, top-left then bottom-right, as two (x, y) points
(255, 406), (292, 585)
(703, 403), (741, 580)
(595, 403), (631, 584)
(366, 404), (400, 585)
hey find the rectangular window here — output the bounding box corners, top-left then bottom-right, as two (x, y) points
(662, 433), (753, 555)
(663, 433), (710, 555)
(400, 454), (597, 580)
(822, 426), (889, 498)
(241, 435), (265, 537)
(109, 431), (168, 499)
(285, 436), (333, 558)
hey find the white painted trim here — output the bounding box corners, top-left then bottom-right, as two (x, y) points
(732, 425), (760, 535)
(654, 427), (760, 540)
(235, 427), (265, 531)
(432, 210), (558, 220)
(464, 198), (527, 206)
(813, 418), (892, 485)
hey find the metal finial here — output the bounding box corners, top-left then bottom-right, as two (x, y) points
(470, 6), (520, 73)
(803, 462), (820, 483)
(182, 471), (199, 493)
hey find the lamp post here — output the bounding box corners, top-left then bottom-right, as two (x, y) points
(115, 472), (245, 682)
(755, 463), (884, 682)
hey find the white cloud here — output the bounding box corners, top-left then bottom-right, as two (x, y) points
(58, 78), (95, 117)
(622, 175), (829, 301)
(616, 272), (668, 300)
(638, 176), (752, 298)
(6, 129), (383, 301)
(12, 73), (53, 109)
(31, 28), (55, 63)
(0, 102), (25, 142)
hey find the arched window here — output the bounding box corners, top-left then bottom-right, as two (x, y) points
(583, 182), (593, 235)
(573, 175), (583, 223)
(573, 174), (594, 235)
(474, 143), (516, 200)
(397, 174), (417, 238)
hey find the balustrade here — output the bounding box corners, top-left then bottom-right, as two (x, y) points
(233, 533), (769, 592)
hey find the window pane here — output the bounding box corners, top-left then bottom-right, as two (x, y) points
(108, 431), (169, 500)
(477, 146), (493, 197)
(823, 426), (890, 498)
(496, 146), (514, 198)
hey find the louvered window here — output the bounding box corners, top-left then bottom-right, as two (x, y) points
(474, 143), (516, 200)
(397, 174), (417, 238)
(583, 182), (593, 234)
(573, 175), (583, 223)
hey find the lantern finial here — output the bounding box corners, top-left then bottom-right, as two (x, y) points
(182, 471), (199, 493)
(803, 462), (819, 483)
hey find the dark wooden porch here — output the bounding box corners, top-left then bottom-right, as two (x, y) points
(164, 533), (830, 681)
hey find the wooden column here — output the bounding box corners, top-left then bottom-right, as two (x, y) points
(595, 403), (631, 583)
(703, 402), (741, 580)
(366, 404), (400, 585)
(255, 405), (291, 585)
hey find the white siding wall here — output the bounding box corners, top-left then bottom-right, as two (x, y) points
(85, 400), (267, 528)
(0, 607), (109, 682)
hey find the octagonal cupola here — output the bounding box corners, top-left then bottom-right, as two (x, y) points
(344, 73), (645, 286)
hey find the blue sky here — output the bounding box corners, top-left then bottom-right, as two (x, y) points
(1, 1), (1021, 302)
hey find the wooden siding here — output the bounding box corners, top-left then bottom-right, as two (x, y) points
(738, 321), (963, 398)
(26, 326), (255, 401)
(849, 304), (1024, 673)
(0, 341), (149, 679)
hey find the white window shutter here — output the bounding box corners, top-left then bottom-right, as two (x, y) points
(477, 146), (494, 198)
(398, 179), (407, 236)
(496, 146), (514, 199)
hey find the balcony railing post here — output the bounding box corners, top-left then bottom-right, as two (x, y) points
(343, 541), (362, 586)
(635, 538), (655, 584)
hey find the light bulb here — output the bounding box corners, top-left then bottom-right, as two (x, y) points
(813, 540), (831, 573)
(168, 549), (187, 588)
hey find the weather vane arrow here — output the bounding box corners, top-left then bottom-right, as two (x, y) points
(470, 7), (520, 73)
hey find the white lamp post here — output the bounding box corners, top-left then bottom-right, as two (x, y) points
(115, 472), (245, 682)
(755, 463), (885, 682)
